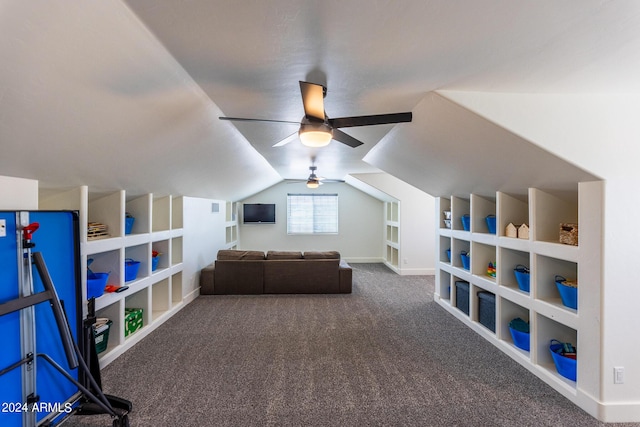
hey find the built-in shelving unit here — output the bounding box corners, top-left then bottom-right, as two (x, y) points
(39, 186), (185, 368)
(384, 201), (400, 270)
(225, 201), (238, 249)
(435, 181), (603, 416)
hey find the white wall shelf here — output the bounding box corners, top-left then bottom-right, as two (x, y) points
(384, 201), (400, 270)
(224, 201), (238, 249)
(39, 186), (185, 368)
(434, 181), (603, 418)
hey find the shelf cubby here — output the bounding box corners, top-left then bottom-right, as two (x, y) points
(439, 197), (452, 230)
(439, 235), (452, 264)
(87, 249), (121, 288)
(536, 313), (577, 385)
(451, 196), (470, 231)
(471, 194), (496, 234)
(151, 239), (170, 273)
(171, 237), (183, 265)
(88, 191), (124, 240)
(151, 278), (170, 321)
(531, 188), (578, 245)
(152, 195), (171, 232)
(534, 254), (577, 311)
(452, 275), (469, 316)
(172, 196), (183, 230)
(499, 247), (530, 293)
(471, 241), (496, 282)
(225, 224), (238, 244)
(171, 272), (183, 306)
(386, 201), (399, 223)
(451, 238), (470, 271)
(124, 244), (149, 283)
(386, 245), (399, 267)
(125, 194), (151, 235)
(497, 191), (529, 238)
(438, 270), (452, 302)
(499, 298), (530, 354)
(124, 288), (149, 338)
(95, 303), (122, 353)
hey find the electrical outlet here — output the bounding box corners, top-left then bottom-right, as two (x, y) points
(0, 219), (5, 237)
(614, 367), (624, 384)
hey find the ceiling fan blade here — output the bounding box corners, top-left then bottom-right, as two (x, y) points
(299, 81), (325, 121)
(272, 132), (299, 147)
(332, 129), (364, 148)
(219, 116), (299, 125)
(328, 112), (412, 129)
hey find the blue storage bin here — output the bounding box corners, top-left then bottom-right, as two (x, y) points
(555, 275), (578, 309)
(125, 259), (141, 282)
(455, 281), (470, 315)
(460, 251), (470, 270)
(514, 265), (530, 292)
(446, 248), (451, 262)
(87, 272), (108, 299)
(478, 291), (495, 332)
(485, 215), (496, 234)
(550, 339), (577, 381)
(509, 318), (530, 351)
(152, 256), (160, 271)
(461, 214), (471, 231)
(125, 216), (135, 235)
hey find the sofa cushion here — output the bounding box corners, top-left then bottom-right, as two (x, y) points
(265, 250), (303, 260)
(303, 251), (340, 259)
(217, 250), (265, 260)
(214, 260), (264, 294)
(263, 259), (340, 293)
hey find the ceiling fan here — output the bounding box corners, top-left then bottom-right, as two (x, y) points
(287, 165), (345, 188)
(219, 81), (412, 148)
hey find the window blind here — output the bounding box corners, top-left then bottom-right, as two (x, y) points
(287, 193), (338, 234)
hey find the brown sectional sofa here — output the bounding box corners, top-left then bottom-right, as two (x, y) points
(200, 250), (352, 295)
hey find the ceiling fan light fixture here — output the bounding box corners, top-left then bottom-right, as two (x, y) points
(299, 122), (333, 147)
(306, 179), (320, 189)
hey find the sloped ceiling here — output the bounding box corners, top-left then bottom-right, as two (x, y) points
(1, 1), (640, 201)
(364, 92), (598, 199)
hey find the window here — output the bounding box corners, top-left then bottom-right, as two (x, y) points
(287, 193), (338, 234)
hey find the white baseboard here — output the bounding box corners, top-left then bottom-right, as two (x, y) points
(398, 267), (436, 276)
(343, 257), (385, 263)
(184, 287), (200, 303)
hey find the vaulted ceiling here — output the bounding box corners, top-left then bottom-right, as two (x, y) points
(1, 1), (639, 201)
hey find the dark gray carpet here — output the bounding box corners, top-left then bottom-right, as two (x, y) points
(65, 264), (633, 426)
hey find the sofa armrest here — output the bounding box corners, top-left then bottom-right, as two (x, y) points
(338, 260), (352, 293)
(199, 263), (216, 295)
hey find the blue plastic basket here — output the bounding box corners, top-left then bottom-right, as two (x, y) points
(555, 275), (578, 309)
(125, 216), (135, 235)
(460, 251), (470, 270)
(514, 265), (530, 292)
(125, 259), (141, 282)
(509, 327), (530, 351)
(445, 248), (451, 262)
(461, 214), (471, 231)
(87, 272), (108, 299)
(485, 215), (496, 234)
(550, 339), (577, 381)
(152, 256), (160, 271)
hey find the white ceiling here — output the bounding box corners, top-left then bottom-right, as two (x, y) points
(1, 1), (639, 201)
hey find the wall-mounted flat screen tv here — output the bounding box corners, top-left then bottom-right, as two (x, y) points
(243, 203), (276, 224)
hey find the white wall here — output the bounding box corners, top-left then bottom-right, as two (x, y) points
(0, 175), (38, 210)
(239, 181), (383, 262)
(350, 173), (435, 275)
(181, 197), (228, 300)
(440, 91), (640, 418)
